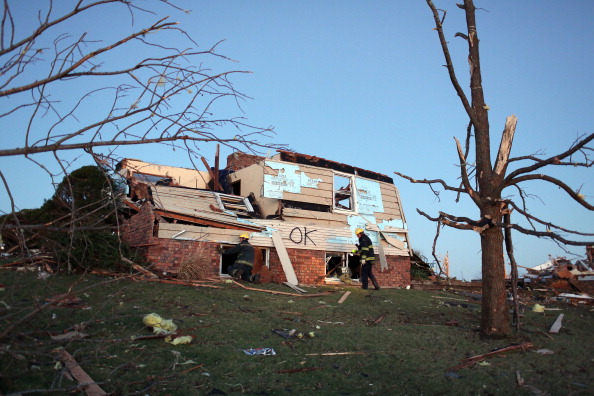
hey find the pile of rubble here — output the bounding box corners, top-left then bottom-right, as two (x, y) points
(522, 252), (594, 305)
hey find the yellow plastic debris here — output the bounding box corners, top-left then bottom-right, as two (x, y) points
(143, 313), (163, 327)
(159, 319), (178, 332)
(143, 313), (178, 334)
(532, 304), (545, 313)
(167, 336), (193, 345)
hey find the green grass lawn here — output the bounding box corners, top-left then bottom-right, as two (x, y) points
(0, 270), (592, 395)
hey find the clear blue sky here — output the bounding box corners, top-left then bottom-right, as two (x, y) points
(1, 1), (593, 279)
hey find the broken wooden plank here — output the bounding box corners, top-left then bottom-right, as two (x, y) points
(54, 348), (107, 396)
(366, 313), (386, 326)
(549, 313), (565, 334)
(132, 277), (223, 289)
(231, 280), (331, 297)
(284, 282), (307, 293)
(450, 342), (534, 371)
(338, 291), (351, 304)
(537, 329), (554, 340)
(277, 367), (322, 374)
(377, 239), (388, 271)
(305, 352), (367, 356)
(271, 230), (299, 284)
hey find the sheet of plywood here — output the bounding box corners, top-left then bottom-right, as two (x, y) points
(377, 240), (388, 271)
(271, 230), (299, 284)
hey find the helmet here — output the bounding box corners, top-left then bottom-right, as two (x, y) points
(239, 232), (250, 239)
(355, 228), (364, 235)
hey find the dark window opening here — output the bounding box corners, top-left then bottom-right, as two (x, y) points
(219, 245), (269, 276)
(220, 245), (237, 276)
(282, 200), (331, 213)
(232, 180), (241, 196)
(326, 254), (344, 277)
(333, 174), (354, 211)
(325, 252), (360, 280)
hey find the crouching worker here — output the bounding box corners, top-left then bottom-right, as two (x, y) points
(354, 228), (380, 290)
(221, 233), (260, 283)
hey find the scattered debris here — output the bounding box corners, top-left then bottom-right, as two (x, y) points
(50, 331), (89, 342)
(365, 313), (387, 326)
(338, 291), (351, 304)
(522, 252), (594, 299)
(283, 282), (307, 293)
(450, 342), (534, 371)
(272, 329), (290, 339)
(46, 293), (85, 308)
(166, 335), (193, 345)
(243, 348), (276, 356)
(532, 304), (545, 313)
(549, 313), (564, 334)
(143, 313), (178, 334)
(305, 352), (367, 356)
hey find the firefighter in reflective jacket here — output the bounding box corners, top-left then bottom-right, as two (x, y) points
(222, 233), (260, 282)
(354, 228), (380, 290)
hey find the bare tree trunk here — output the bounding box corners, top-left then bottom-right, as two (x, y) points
(479, 205), (510, 336)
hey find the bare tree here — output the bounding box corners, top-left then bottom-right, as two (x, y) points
(0, 1), (283, 257)
(395, 0), (594, 336)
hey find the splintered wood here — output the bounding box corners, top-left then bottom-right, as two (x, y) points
(55, 349), (106, 396)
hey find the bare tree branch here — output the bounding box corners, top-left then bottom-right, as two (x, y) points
(504, 132), (594, 184)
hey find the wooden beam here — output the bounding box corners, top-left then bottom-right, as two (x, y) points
(214, 144), (221, 191)
(271, 230), (299, 284)
(154, 209), (260, 231)
(55, 349), (107, 396)
(338, 291), (351, 304)
(201, 157), (215, 190)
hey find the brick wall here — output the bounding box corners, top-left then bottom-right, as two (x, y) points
(225, 152), (264, 171)
(121, 203), (155, 247)
(122, 208), (411, 286)
(143, 239), (220, 277)
(262, 246), (410, 287)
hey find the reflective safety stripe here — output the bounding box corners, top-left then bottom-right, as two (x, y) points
(235, 260), (253, 267)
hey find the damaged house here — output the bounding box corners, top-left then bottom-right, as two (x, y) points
(117, 151), (411, 287)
